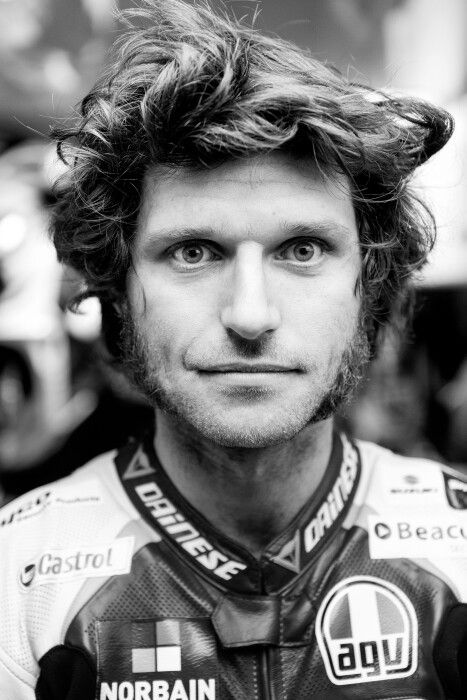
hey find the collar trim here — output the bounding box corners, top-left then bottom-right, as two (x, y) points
(262, 434), (360, 591)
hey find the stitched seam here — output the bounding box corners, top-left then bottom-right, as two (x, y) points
(279, 598), (284, 645)
(95, 621), (103, 693)
(252, 652), (259, 700)
(280, 648), (287, 700)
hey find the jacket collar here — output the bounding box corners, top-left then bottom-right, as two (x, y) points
(115, 431), (360, 595)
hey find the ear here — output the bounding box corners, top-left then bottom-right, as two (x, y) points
(110, 293), (130, 318)
(111, 300), (123, 316)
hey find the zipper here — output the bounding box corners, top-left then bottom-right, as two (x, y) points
(256, 568), (277, 700)
(258, 646), (276, 700)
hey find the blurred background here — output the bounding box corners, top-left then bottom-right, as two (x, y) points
(0, 0), (466, 503)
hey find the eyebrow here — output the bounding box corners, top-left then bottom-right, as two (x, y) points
(145, 226), (218, 243)
(280, 221), (355, 240)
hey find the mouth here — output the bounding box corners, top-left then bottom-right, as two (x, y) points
(197, 364), (299, 374)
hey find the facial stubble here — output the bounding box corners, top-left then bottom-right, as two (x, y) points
(119, 305), (370, 447)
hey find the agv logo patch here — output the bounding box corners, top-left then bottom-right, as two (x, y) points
(97, 618), (217, 700)
(316, 576), (418, 685)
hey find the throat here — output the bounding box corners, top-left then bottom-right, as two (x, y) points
(214, 506), (294, 559)
(153, 412), (334, 557)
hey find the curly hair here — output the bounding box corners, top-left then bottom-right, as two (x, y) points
(51, 0), (453, 359)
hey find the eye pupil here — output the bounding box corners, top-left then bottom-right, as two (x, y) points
(293, 242), (314, 261)
(182, 245), (203, 263)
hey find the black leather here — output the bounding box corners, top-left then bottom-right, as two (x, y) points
(212, 591), (315, 648)
(213, 595), (281, 647)
(434, 603), (467, 700)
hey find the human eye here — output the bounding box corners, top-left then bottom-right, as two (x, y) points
(277, 238), (327, 266)
(169, 241), (220, 268)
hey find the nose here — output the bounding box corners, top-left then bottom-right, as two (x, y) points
(220, 242), (281, 340)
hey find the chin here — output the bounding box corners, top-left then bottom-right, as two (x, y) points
(178, 407), (320, 449)
(195, 426), (299, 449)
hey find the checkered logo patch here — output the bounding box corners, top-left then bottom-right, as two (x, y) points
(132, 620), (182, 673)
(97, 617), (217, 700)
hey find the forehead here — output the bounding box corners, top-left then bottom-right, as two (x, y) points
(137, 152), (357, 240)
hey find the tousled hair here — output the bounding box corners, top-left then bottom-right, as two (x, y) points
(51, 0), (453, 359)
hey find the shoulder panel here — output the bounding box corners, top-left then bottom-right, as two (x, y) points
(348, 440), (467, 602)
(0, 450), (138, 681)
(0, 652), (35, 700)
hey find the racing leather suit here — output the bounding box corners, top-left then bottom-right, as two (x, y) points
(0, 433), (466, 700)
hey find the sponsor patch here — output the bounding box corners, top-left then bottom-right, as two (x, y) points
(368, 514), (467, 559)
(380, 468), (441, 504)
(19, 537), (134, 588)
(443, 471), (467, 510)
(316, 576), (417, 685)
(1, 480), (102, 528)
(1, 490), (52, 528)
(97, 618), (217, 700)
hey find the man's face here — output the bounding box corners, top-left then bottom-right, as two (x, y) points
(125, 152), (366, 447)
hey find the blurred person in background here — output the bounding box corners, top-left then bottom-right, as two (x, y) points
(0, 141), (153, 504)
(0, 2), (466, 700)
(0, 142), (85, 492)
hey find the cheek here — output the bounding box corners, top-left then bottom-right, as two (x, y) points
(282, 276), (360, 341)
(133, 276), (215, 356)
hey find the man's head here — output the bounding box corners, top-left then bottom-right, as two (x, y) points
(52, 0), (452, 445)
(121, 152), (368, 446)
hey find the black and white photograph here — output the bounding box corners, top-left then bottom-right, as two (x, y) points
(0, 1), (466, 699)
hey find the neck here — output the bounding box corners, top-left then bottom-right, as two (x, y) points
(153, 411), (334, 557)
